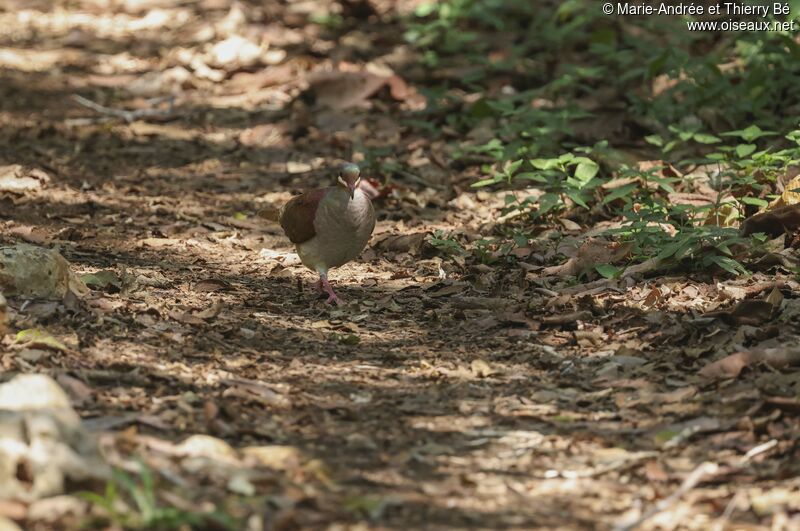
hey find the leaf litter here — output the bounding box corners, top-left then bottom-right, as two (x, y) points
(0, 1), (798, 530)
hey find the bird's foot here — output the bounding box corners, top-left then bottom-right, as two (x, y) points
(321, 277), (343, 305)
(325, 293), (343, 305)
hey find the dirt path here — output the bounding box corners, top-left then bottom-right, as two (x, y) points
(1, 1), (799, 530)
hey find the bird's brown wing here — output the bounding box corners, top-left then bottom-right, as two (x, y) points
(279, 188), (327, 244)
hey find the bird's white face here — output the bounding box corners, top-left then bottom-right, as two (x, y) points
(337, 168), (361, 198)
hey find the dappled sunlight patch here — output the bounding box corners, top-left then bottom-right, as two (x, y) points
(1, 0), (800, 528)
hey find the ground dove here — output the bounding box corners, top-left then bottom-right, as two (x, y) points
(279, 163), (375, 304)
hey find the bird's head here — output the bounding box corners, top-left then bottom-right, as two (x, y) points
(336, 163), (361, 199)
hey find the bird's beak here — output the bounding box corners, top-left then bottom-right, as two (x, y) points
(348, 185), (356, 199)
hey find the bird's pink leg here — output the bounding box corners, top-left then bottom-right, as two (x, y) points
(314, 279), (323, 293)
(320, 275), (342, 305)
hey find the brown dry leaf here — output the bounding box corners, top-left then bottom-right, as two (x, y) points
(307, 70), (389, 110)
(129, 122), (196, 142)
(765, 286), (784, 308)
(127, 66), (192, 96)
(699, 352), (754, 379)
(768, 174), (800, 209)
(427, 283), (468, 297)
(177, 434), (239, 462)
(668, 192), (716, 207)
(207, 35), (266, 69)
(243, 446), (303, 470)
(559, 218), (581, 231)
(601, 175), (639, 190)
(703, 203), (741, 227)
(638, 160), (679, 179)
(669, 189), (740, 227)
(56, 374), (93, 407)
(621, 257), (660, 278)
(8, 225), (51, 244)
(194, 279), (231, 292)
(699, 346), (800, 379)
(741, 203), (800, 237)
(651, 74), (679, 97)
(642, 287), (663, 307)
(228, 65), (294, 92)
(168, 309), (205, 326)
(470, 359), (494, 378)
(542, 310), (592, 325)
(194, 301), (223, 320)
(239, 123), (290, 148)
(221, 378), (291, 408)
(385, 74), (427, 108)
(375, 233), (428, 255)
(704, 299), (775, 325)
(543, 239), (632, 277)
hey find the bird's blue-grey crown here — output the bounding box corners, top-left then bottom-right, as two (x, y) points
(338, 163), (360, 182)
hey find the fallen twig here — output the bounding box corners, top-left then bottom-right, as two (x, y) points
(614, 439), (777, 531)
(540, 451), (659, 480)
(614, 461), (719, 531)
(71, 94), (175, 123)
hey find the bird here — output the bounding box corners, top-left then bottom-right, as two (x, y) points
(278, 162), (375, 305)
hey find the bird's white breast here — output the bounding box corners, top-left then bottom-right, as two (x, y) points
(296, 188), (375, 274)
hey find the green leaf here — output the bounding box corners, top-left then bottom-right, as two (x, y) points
(656, 239), (685, 261)
(515, 172), (548, 183)
(15, 329), (68, 352)
(708, 255), (747, 275)
(672, 238), (697, 260)
(504, 159), (524, 175)
(741, 197), (768, 208)
(573, 160), (599, 182)
(536, 192), (562, 215)
(81, 270), (121, 290)
(530, 158), (561, 170)
(472, 176), (501, 188)
(565, 190), (590, 209)
(602, 183), (638, 204)
(414, 2), (437, 16)
(595, 264), (621, 279)
(721, 125), (777, 142)
(735, 144), (757, 158)
(644, 134), (664, 147)
(344, 495), (388, 520)
(693, 133), (721, 144)
(654, 429), (680, 444)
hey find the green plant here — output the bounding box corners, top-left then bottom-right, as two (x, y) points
(403, 0), (800, 276)
(472, 149), (602, 216)
(429, 230), (466, 256)
(80, 462), (236, 530)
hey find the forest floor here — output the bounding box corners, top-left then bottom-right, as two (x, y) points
(1, 1), (799, 530)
